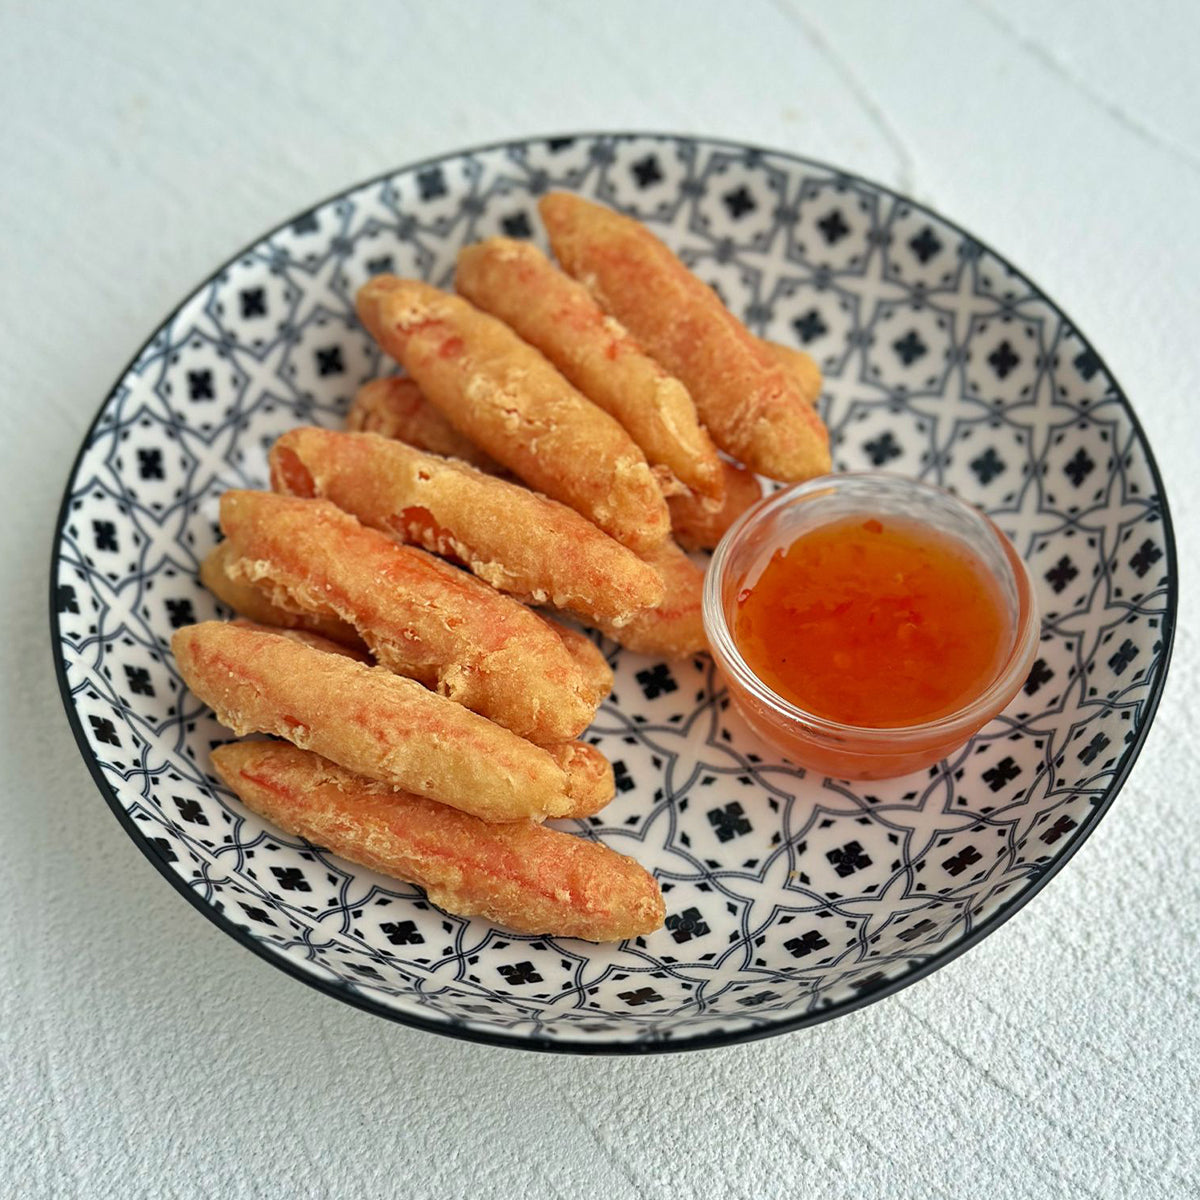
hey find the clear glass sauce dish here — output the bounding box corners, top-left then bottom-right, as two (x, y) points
(702, 473), (1039, 780)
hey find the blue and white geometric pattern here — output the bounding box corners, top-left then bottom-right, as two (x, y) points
(51, 134), (1175, 1053)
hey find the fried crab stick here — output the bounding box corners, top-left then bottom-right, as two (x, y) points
(218, 490), (599, 744)
(227, 618), (372, 663)
(545, 620), (613, 707)
(212, 741), (663, 941)
(174, 622), (611, 821)
(455, 238), (723, 504)
(220, 626), (611, 817)
(343, 376), (767, 555)
(762, 340), (822, 405)
(355, 277), (671, 553)
(538, 192), (830, 483)
(270, 427), (664, 628)
(667, 460), (764, 552)
(594, 539), (707, 660)
(200, 541), (364, 649)
(254, 437), (614, 698)
(346, 376), (504, 473)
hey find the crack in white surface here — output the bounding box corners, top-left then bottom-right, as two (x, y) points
(542, 1075), (648, 1200)
(970, 0), (1200, 176)
(812, 1094), (962, 1200)
(898, 1000), (1114, 1200)
(768, 0), (917, 193)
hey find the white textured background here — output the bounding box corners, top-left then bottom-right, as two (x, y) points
(3, 2), (1197, 1196)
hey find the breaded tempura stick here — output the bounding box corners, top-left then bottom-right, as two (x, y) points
(200, 542), (364, 649)
(175, 621), (584, 822)
(227, 619), (610, 817)
(279, 423), (613, 700)
(667, 461), (763, 552)
(219, 491), (598, 743)
(541, 619), (613, 706)
(349, 384), (632, 632)
(455, 238), (723, 503)
(228, 619), (372, 663)
(539, 192), (830, 482)
(595, 539), (707, 660)
(762, 340), (821, 406)
(355, 277), (671, 553)
(270, 427), (664, 627)
(347, 377), (504, 472)
(348, 374), (781, 558)
(546, 740), (614, 819)
(212, 742), (664, 941)
(227, 596), (612, 817)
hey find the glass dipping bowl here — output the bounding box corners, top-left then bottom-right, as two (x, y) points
(703, 473), (1040, 780)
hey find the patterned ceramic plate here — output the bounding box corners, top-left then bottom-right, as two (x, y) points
(51, 134), (1176, 1053)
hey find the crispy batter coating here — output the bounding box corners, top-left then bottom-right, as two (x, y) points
(536, 616), (613, 707)
(200, 542), (364, 648)
(270, 427), (663, 627)
(212, 742), (664, 942)
(218, 490), (597, 743)
(228, 618), (372, 663)
(762, 340), (821, 405)
(348, 377), (514, 484)
(539, 192), (831, 482)
(667, 461), (764, 552)
(355, 277), (671, 553)
(546, 739), (615, 818)
(174, 621), (584, 822)
(347, 377), (504, 472)
(221, 624), (606, 817)
(595, 539), (707, 660)
(456, 238), (723, 503)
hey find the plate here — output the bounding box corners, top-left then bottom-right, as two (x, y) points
(51, 133), (1176, 1053)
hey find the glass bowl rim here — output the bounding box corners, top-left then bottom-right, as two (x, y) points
(702, 470), (1041, 747)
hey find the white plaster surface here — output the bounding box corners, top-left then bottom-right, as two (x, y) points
(2, 2), (1197, 1196)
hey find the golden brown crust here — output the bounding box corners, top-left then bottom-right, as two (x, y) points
(594, 539), (707, 659)
(269, 426), (663, 627)
(761, 340), (822, 406)
(539, 192), (831, 483)
(546, 740), (615, 818)
(347, 377), (504, 472)
(218, 490), (598, 743)
(667, 460), (764, 552)
(456, 238), (723, 502)
(211, 741), (664, 942)
(200, 542), (364, 648)
(174, 621), (580, 822)
(227, 618), (373, 663)
(355, 277), (671, 553)
(536, 617), (614, 706)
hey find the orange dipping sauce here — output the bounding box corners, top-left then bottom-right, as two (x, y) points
(734, 516), (1011, 729)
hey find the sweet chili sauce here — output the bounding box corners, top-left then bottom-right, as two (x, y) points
(733, 515), (1012, 728)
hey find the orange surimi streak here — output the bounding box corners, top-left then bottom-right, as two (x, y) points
(212, 741), (664, 942)
(269, 426), (664, 627)
(355, 277), (671, 553)
(174, 621), (606, 822)
(455, 237), (723, 503)
(539, 192), (830, 483)
(218, 490), (599, 744)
